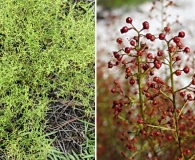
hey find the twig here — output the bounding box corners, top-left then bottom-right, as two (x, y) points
(58, 99), (84, 107)
(53, 115), (85, 130)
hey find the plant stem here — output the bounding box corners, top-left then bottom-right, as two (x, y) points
(168, 49), (185, 160)
(137, 33), (145, 121)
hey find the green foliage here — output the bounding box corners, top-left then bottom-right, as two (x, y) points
(97, 0), (150, 8)
(65, 120), (95, 160)
(79, 121), (95, 159)
(0, 0), (94, 159)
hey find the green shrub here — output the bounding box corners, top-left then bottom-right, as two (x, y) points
(97, 0), (149, 8)
(0, 0), (94, 159)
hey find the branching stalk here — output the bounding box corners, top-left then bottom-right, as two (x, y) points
(137, 33), (145, 121)
(168, 48), (185, 159)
